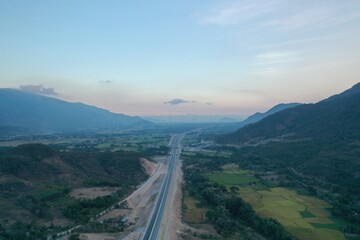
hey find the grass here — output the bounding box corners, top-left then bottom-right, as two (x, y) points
(181, 151), (197, 157)
(207, 165), (267, 191)
(207, 164), (261, 187)
(300, 209), (316, 218)
(50, 196), (78, 207)
(207, 167), (346, 240)
(32, 184), (69, 202)
(183, 191), (208, 223)
(196, 150), (233, 158)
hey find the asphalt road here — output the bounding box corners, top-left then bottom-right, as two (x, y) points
(142, 134), (182, 240)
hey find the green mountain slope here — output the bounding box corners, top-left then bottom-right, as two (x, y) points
(217, 83), (360, 225)
(217, 82), (360, 191)
(219, 83), (360, 144)
(236, 102), (301, 129)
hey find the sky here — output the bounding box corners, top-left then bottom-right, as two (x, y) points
(1, 0), (360, 116)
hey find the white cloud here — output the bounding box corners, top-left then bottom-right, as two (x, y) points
(163, 98), (214, 106)
(246, 51), (304, 76)
(251, 35), (342, 49)
(264, 6), (360, 32)
(256, 51), (297, 60)
(164, 98), (197, 105)
(201, 1), (360, 31)
(253, 51), (300, 66)
(99, 79), (115, 84)
(19, 84), (58, 95)
(201, 0), (280, 26)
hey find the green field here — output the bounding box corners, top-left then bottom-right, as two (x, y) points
(181, 151), (197, 157)
(183, 191), (208, 223)
(206, 164), (266, 189)
(208, 168), (346, 240)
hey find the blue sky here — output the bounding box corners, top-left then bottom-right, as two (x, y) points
(1, 0), (360, 116)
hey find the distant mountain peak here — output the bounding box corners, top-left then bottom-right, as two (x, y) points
(235, 102), (301, 129)
(323, 82), (360, 102)
(266, 103), (301, 114)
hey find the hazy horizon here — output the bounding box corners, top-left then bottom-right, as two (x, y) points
(1, 1), (360, 116)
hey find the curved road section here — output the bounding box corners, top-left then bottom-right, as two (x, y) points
(142, 134), (182, 240)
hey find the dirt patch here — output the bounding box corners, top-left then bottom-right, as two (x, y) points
(260, 174), (280, 184)
(140, 158), (157, 176)
(122, 232), (142, 240)
(70, 187), (120, 200)
(79, 233), (117, 240)
(98, 209), (131, 221)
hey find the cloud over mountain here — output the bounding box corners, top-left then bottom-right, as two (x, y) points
(19, 85), (58, 95)
(164, 99), (197, 105)
(99, 80), (115, 84)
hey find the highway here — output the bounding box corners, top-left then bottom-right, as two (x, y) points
(142, 134), (182, 240)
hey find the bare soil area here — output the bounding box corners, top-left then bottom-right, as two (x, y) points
(121, 232), (142, 240)
(140, 157), (157, 176)
(117, 163), (166, 239)
(70, 187), (120, 200)
(79, 233), (117, 240)
(98, 209), (131, 221)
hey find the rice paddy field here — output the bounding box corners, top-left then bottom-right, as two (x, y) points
(207, 165), (346, 240)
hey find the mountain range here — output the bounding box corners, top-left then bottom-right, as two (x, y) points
(0, 89), (149, 135)
(236, 102), (301, 129)
(219, 83), (360, 144)
(142, 114), (245, 123)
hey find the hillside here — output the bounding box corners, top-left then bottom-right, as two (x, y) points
(216, 83), (360, 221)
(0, 143), (148, 228)
(219, 83), (360, 144)
(236, 102), (301, 129)
(0, 89), (150, 135)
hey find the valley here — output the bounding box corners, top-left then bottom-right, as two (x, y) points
(0, 83), (359, 240)
(2, 0), (360, 239)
